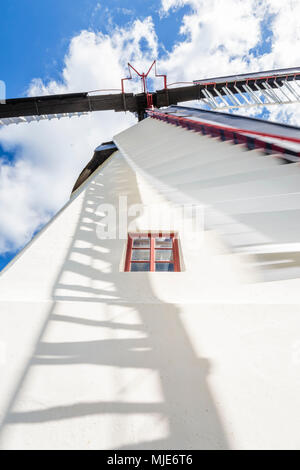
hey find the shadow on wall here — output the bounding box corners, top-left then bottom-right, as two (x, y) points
(0, 156), (228, 449)
(230, 210), (300, 282)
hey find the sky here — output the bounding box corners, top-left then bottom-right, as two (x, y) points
(0, 0), (300, 271)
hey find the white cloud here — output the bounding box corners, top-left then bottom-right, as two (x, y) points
(159, 0), (300, 124)
(159, 0), (299, 80)
(1, 1), (300, 256)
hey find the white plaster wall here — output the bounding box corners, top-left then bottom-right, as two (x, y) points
(0, 119), (300, 449)
(115, 118), (300, 285)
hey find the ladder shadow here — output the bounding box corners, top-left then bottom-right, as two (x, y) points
(0, 155), (229, 449)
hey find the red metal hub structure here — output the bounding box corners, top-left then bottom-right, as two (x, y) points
(121, 60), (167, 119)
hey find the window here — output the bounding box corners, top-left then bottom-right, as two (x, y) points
(124, 233), (180, 272)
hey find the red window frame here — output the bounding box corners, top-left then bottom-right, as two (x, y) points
(124, 233), (180, 272)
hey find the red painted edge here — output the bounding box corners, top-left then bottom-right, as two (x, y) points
(173, 238), (180, 272)
(147, 110), (300, 158)
(124, 236), (133, 272)
(147, 110), (300, 144)
(150, 234), (155, 272)
(194, 72), (300, 86)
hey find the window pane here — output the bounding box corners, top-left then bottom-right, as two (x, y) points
(133, 238), (150, 248)
(155, 250), (173, 261)
(155, 237), (172, 248)
(131, 262), (150, 272)
(132, 249), (150, 261)
(155, 263), (174, 272)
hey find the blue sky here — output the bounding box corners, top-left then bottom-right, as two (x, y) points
(0, 0), (299, 271)
(0, 0), (191, 99)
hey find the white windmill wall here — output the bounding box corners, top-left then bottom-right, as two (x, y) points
(0, 117), (300, 449)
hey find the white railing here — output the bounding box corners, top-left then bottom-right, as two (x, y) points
(200, 77), (300, 111)
(0, 112), (88, 127)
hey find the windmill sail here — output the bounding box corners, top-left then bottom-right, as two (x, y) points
(193, 66), (300, 110)
(1, 67), (300, 127)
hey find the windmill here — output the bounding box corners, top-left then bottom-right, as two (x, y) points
(1, 63), (300, 450)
